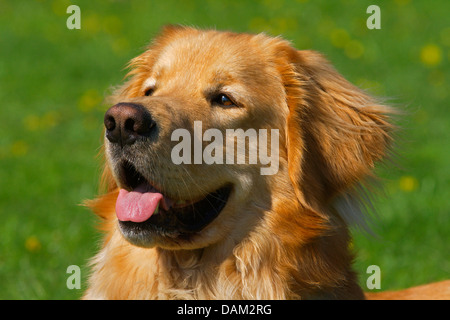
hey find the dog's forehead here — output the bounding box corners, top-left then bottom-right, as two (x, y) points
(151, 31), (265, 81)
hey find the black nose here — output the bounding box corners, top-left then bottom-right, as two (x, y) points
(104, 103), (156, 146)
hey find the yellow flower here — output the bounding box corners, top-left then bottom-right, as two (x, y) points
(345, 40), (365, 59)
(83, 14), (101, 35)
(330, 28), (350, 48)
(78, 89), (102, 112)
(420, 44), (442, 67)
(51, 0), (71, 16)
(103, 15), (123, 36)
(11, 140), (28, 157)
(25, 236), (42, 253)
(23, 112), (59, 131)
(23, 115), (41, 131)
(41, 111), (59, 129)
(399, 176), (419, 192)
(111, 37), (130, 55)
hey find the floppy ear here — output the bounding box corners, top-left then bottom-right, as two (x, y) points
(280, 48), (393, 209)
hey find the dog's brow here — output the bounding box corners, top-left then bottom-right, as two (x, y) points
(205, 70), (240, 93)
(204, 83), (224, 96)
(142, 77), (156, 89)
(204, 83), (235, 100)
(212, 69), (234, 83)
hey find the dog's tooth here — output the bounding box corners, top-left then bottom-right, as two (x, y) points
(153, 203), (160, 215)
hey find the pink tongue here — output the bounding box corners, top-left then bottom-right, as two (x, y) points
(116, 187), (163, 223)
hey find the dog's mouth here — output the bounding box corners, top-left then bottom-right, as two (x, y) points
(115, 161), (231, 241)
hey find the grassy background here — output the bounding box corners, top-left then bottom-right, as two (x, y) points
(0, 0), (448, 299)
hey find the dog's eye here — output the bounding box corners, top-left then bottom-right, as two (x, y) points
(212, 94), (235, 107)
(144, 87), (155, 96)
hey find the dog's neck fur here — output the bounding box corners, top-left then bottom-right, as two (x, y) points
(84, 189), (364, 300)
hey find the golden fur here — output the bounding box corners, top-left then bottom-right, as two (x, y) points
(83, 26), (449, 300)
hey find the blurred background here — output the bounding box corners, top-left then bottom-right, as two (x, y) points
(0, 0), (448, 299)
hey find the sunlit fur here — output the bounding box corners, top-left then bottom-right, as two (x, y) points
(83, 26), (448, 300)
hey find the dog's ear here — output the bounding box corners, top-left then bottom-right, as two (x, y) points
(278, 47), (393, 208)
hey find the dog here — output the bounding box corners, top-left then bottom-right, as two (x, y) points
(83, 26), (449, 299)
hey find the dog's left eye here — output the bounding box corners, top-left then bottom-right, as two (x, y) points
(212, 94), (235, 107)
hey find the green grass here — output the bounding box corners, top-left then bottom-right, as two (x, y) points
(0, 0), (448, 299)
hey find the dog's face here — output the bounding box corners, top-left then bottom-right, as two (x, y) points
(101, 26), (391, 250)
(103, 27), (289, 249)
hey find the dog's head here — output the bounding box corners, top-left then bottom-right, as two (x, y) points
(93, 26), (392, 250)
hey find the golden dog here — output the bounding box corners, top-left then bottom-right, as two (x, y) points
(84, 26), (449, 299)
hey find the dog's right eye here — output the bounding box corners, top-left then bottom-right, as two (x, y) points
(144, 87), (155, 96)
